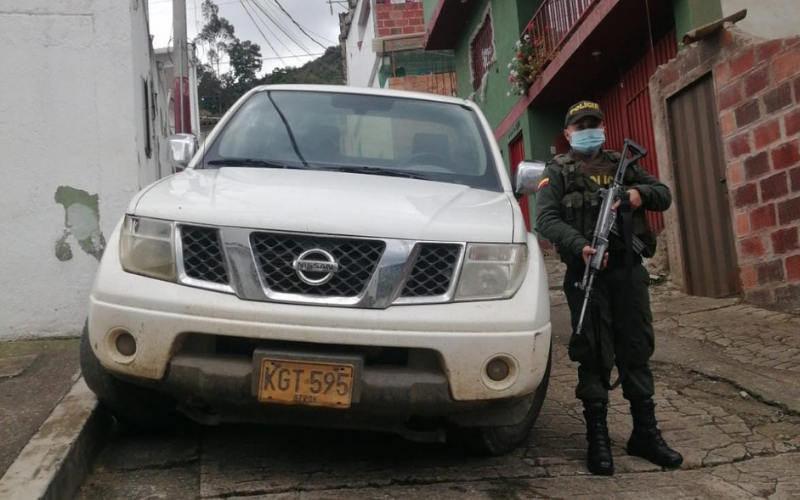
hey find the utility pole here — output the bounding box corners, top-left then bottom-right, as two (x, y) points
(173, 0), (191, 134)
(326, 0), (348, 15)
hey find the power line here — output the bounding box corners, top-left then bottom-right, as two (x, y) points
(239, 0), (286, 65)
(249, 0), (313, 56)
(266, 0), (328, 50)
(215, 52), (324, 64)
(150, 0), (336, 48)
(297, 27), (337, 46)
(254, 0), (313, 54)
(245, 0), (308, 59)
(148, 0), (241, 15)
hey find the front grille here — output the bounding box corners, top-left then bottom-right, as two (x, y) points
(401, 244), (461, 297)
(180, 225), (229, 285)
(250, 233), (385, 297)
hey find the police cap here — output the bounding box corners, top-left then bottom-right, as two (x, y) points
(565, 100), (605, 127)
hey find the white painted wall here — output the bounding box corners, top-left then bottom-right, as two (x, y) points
(0, 0), (172, 340)
(344, 0), (380, 87)
(722, 0), (800, 39)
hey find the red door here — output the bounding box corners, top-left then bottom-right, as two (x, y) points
(597, 29), (677, 235)
(509, 133), (531, 231)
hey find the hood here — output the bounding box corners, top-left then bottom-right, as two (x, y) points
(131, 168), (515, 243)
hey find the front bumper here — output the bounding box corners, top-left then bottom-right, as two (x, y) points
(88, 228), (551, 404)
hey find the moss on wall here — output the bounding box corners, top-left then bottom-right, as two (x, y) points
(54, 186), (105, 261)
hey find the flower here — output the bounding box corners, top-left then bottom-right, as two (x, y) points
(526, 22), (533, 32)
(507, 27), (554, 95)
(507, 91), (511, 97)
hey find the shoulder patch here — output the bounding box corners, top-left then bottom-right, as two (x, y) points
(537, 177), (550, 189)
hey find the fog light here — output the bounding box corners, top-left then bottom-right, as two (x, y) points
(115, 332), (137, 357)
(486, 358), (510, 381)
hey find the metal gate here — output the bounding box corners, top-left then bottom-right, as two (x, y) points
(599, 29), (677, 234)
(667, 74), (739, 298)
(509, 133), (531, 231)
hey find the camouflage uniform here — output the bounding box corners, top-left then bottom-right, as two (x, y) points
(535, 149), (672, 401)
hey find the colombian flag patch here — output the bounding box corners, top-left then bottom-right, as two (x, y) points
(538, 177), (550, 189)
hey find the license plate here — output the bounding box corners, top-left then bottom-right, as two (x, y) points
(257, 358), (355, 409)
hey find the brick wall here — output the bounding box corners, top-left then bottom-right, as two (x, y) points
(387, 72), (456, 96)
(719, 37), (800, 308)
(651, 28), (800, 310)
(376, 0), (424, 38)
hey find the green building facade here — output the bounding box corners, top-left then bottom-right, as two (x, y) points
(421, 0), (726, 231)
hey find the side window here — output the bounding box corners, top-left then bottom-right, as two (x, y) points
(142, 78), (152, 158)
(469, 7), (495, 91)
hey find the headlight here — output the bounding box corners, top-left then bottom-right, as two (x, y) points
(119, 215), (177, 281)
(455, 244), (528, 301)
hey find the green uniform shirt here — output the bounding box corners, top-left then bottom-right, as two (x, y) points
(534, 149), (672, 264)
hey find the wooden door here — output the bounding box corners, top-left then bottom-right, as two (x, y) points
(667, 74), (740, 298)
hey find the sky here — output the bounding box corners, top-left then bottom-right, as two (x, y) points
(147, 0), (345, 75)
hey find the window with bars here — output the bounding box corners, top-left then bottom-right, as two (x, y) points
(470, 9), (495, 91)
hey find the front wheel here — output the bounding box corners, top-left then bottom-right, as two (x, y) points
(447, 346), (552, 456)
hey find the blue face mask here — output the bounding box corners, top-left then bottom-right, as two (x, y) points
(570, 128), (606, 155)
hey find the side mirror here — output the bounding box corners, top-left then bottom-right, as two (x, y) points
(166, 133), (198, 171)
(514, 160), (548, 196)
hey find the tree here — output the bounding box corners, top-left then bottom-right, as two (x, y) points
(228, 39), (263, 84)
(193, 0), (343, 116)
(197, 63), (223, 115)
(197, 0), (235, 78)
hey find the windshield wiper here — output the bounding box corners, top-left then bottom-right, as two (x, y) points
(267, 91), (310, 168)
(207, 158), (311, 170)
(325, 165), (432, 180)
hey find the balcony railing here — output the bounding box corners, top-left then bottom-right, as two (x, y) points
(511, 0), (598, 93)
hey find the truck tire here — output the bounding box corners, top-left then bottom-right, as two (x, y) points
(80, 323), (183, 431)
(447, 345), (552, 457)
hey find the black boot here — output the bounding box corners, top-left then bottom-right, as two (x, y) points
(627, 398), (683, 468)
(582, 400), (614, 476)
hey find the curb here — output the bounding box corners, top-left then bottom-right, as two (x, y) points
(0, 377), (110, 500)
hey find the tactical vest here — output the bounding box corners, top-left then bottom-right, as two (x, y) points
(551, 151), (657, 258)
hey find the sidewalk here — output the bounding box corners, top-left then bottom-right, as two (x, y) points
(543, 255), (800, 414)
(0, 339), (80, 477)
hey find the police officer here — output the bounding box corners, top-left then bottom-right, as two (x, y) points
(535, 101), (683, 476)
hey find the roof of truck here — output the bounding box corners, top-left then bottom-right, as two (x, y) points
(248, 84), (472, 108)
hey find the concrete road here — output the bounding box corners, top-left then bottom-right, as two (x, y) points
(76, 299), (800, 499)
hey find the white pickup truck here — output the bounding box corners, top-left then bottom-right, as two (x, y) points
(81, 84), (552, 456)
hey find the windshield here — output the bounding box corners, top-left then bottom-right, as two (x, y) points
(202, 90), (502, 191)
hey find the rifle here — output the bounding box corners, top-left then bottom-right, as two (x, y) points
(574, 139), (647, 337)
